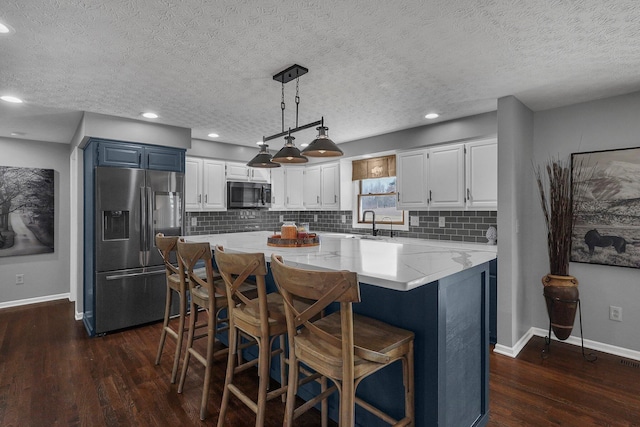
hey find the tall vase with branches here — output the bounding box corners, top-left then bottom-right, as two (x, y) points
(534, 155), (589, 340)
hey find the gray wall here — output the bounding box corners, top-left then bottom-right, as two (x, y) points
(525, 91), (640, 352)
(0, 137), (70, 304)
(496, 96), (534, 349)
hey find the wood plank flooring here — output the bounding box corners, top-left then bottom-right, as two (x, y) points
(1, 300), (639, 426)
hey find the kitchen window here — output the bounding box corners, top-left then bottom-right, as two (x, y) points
(357, 177), (405, 225)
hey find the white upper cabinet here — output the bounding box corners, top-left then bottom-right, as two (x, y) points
(465, 139), (497, 209)
(248, 167), (270, 182)
(303, 166), (322, 208)
(185, 157), (203, 211)
(226, 161), (270, 182)
(270, 166), (304, 210)
(321, 163), (340, 209)
(185, 157), (226, 211)
(397, 150), (429, 209)
(285, 167), (305, 209)
(270, 167), (286, 210)
(202, 160), (226, 210)
(428, 143), (465, 209)
(397, 139), (497, 211)
(303, 163), (340, 210)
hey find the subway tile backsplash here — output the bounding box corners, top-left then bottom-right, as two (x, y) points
(185, 210), (497, 244)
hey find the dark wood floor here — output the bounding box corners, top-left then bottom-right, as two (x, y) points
(1, 300), (639, 426)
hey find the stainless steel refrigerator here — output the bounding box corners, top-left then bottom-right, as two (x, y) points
(92, 166), (183, 334)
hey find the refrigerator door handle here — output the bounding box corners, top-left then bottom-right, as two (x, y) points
(106, 270), (166, 281)
(144, 187), (155, 266)
(146, 186), (153, 266)
(139, 186), (146, 266)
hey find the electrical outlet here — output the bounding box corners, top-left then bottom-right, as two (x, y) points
(279, 215), (284, 222)
(191, 217), (197, 226)
(314, 214), (318, 222)
(410, 216), (419, 227)
(341, 215), (346, 223)
(610, 305), (622, 322)
(16, 274), (24, 285)
(438, 217), (446, 227)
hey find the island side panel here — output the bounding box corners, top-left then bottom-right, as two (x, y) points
(353, 281), (439, 427)
(438, 263), (490, 427)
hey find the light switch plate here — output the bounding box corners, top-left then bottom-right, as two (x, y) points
(279, 215), (284, 222)
(438, 217), (446, 227)
(341, 215), (346, 223)
(314, 214), (318, 222)
(191, 217), (197, 226)
(410, 216), (419, 227)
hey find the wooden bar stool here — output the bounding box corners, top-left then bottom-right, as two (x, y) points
(271, 254), (415, 427)
(213, 246), (290, 427)
(175, 240), (236, 420)
(154, 234), (189, 383)
(154, 233), (215, 383)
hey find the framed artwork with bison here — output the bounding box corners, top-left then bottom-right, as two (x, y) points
(571, 147), (640, 268)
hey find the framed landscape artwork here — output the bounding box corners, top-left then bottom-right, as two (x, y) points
(0, 166), (55, 257)
(571, 147), (640, 268)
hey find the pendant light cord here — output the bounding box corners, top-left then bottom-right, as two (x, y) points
(281, 81), (285, 133)
(295, 76), (300, 128)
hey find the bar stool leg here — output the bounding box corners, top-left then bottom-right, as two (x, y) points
(178, 300), (198, 394)
(217, 324), (238, 427)
(170, 288), (187, 383)
(155, 285), (173, 365)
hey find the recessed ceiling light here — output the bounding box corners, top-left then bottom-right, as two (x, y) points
(425, 113), (439, 120)
(0, 22), (14, 34)
(362, 154), (372, 159)
(256, 141), (264, 145)
(142, 112), (158, 119)
(1, 95), (23, 103)
(208, 133), (219, 138)
(300, 143), (309, 147)
(11, 131), (25, 136)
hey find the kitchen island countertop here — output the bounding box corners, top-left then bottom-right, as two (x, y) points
(186, 231), (497, 291)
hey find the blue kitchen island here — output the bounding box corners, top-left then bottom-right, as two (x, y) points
(188, 231), (497, 427)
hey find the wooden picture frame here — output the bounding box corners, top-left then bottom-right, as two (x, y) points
(571, 147), (640, 268)
(0, 166), (54, 257)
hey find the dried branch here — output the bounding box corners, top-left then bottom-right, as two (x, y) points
(534, 156), (590, 276)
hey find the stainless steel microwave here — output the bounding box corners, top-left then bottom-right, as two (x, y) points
(227, 181), (272, 209)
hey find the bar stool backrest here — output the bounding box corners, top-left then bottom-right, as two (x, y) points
(176, 240), (221, 296)
(155, 233), (180, 276)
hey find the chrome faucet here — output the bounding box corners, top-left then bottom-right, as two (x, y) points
(363, 210), (378, 236)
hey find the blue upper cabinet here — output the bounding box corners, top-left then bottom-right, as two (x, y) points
(145, 146), (184, 172)
(91, 138), (185, 172)
(97, 140), (144, 168)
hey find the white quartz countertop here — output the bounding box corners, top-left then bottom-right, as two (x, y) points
(185, 231), (497, 291)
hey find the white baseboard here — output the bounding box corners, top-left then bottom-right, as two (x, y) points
(0, 293), (70, 310)
(75, 310), (83, 321)
(493, 327), (640, 362)
(493, 328), (534, 358)
(530, 327), (640, 362)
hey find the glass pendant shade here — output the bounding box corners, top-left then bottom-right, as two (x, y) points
(246, 144), (281, 168)
(272, 135), (308, 163)
(301, 125), (343, 157)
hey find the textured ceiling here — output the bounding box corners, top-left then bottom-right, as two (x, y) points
(1, 0), (640, 146)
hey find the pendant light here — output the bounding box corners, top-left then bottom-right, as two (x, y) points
(248, 64), (343, 166)
(246, 144), (281, 168)
(271, 131), (308, 164)
(301, 117), (343, 157)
